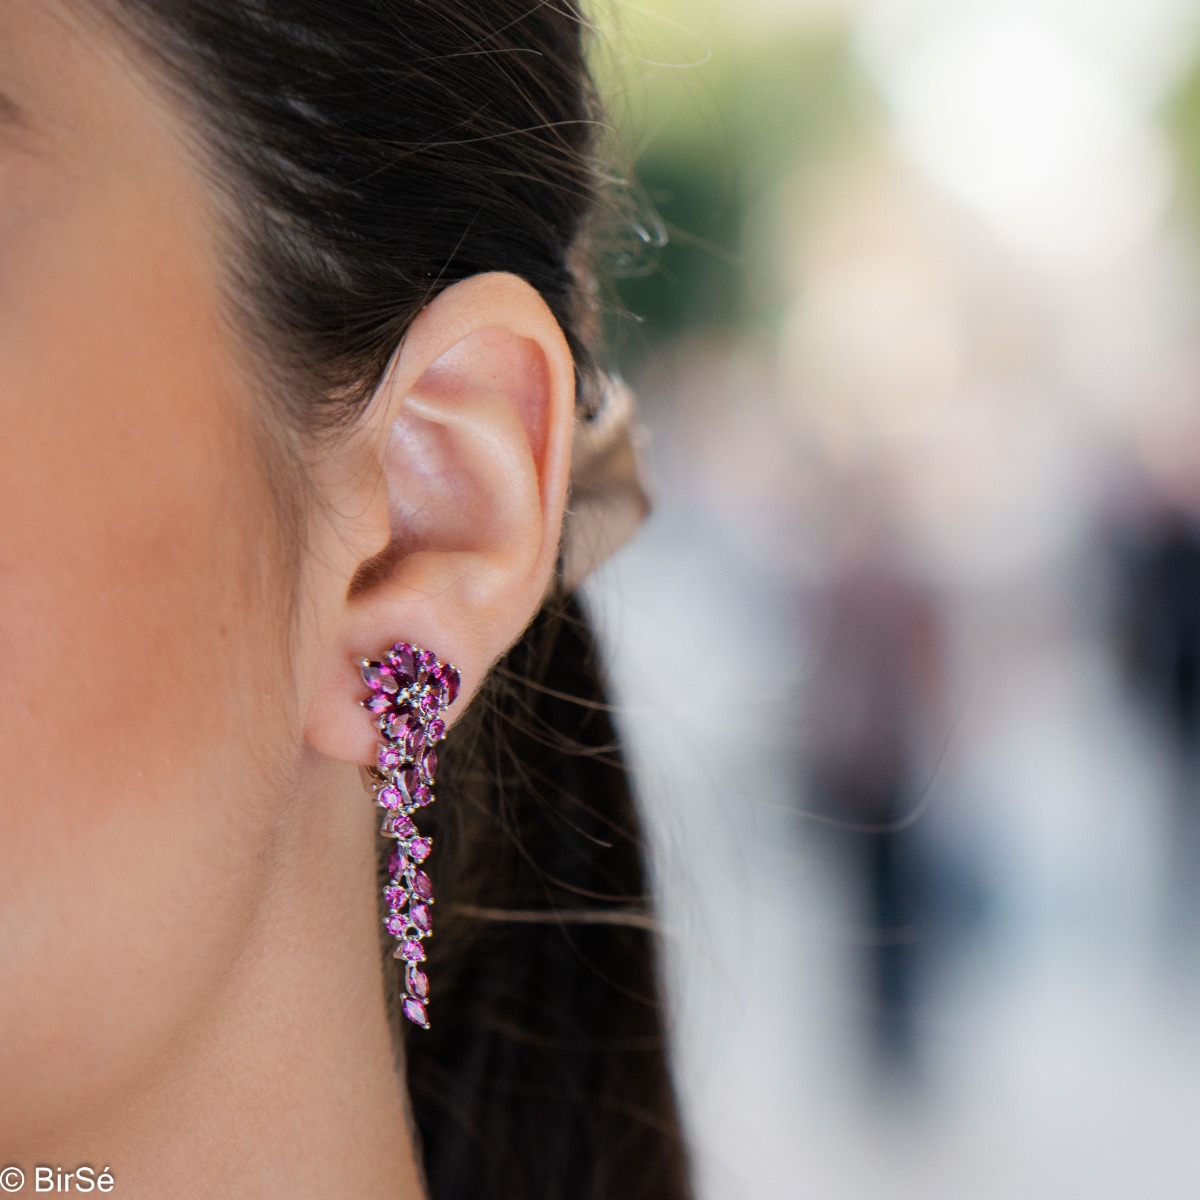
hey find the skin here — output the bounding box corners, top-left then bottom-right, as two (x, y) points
(0, 2), (576, 1195)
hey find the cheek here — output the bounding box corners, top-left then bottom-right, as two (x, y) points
(0, 141), (294, 1133)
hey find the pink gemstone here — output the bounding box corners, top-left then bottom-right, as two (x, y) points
(404, 726), (426, 759)
(401, 764), (422, 796)
(388, 645), (417, 684)
(394, 815), (418, 839)
(411, 784), (433, 807)
(409, 902), (432, 933)
(444, 666), (461, 705)
(376, 786), (404, 810)
(426, 718), (446, 743)
(410, 837), (432, 863)
(378, 745), (403, 770)
(364, 693), (392, 715)
(402, 997), (428, 1027)
(401, 939), (425, 962)
(384, 886), (407, 910)
(382, 710), (414, 741)
(387, 845), (404, 876)
(406, 966), (429, 999)
(418, 692), (439, 719)
(421, 748), (438, 779)
(413, 869), (433, 900)
(385, 913), (407, 937)
(360, 661), (389, 691)
(418, 649), (438, 674)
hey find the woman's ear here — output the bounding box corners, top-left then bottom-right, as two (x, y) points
(302, 272), (576, 765)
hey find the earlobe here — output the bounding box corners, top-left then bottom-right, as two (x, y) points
(302, 272), (576, 767)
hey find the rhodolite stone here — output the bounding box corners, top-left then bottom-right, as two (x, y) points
(385, 914), (407, 937)
(400, 939), (425, 962)
(376, 786), (403, 811)
(404, 725), (425, 759)
(378, 745), (403, 770)
(417, 649), (438, 674)
(413, 869), (433, 900)
(411, 784), (432, 807)
(402, 997), (428, 1027)
(393, 815), (418, 840)
(364, 693), (391, 715)
(387, 845), (404, 876)
(360, 661), (392, 692)
(421, 748), (438, 779)
(382, 711), (414, 741)
(406, 966), (429, 999)
(409, 837), (432, 863)
(388, 645), (417, 684)
(426, 718), (446, 743)
(418, 693), (439, 719)
(409, 903), (431, 933)
(384, 886), (407, 910)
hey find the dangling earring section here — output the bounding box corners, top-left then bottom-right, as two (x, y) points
(359, 641), (461, 1030)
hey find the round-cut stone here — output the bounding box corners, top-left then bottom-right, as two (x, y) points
(409, 837), (432, 864)
(411, 784), (433, 807)
(400, 939), (425, 963)
(378, 745), (403, 770)
(402, 997), (428, 1028)
(393, 815), (418, 840)
(384, 886), (407, 911)
(426, 718), (446, 743)
(413, 869), (433, 900)
(409, 902), (432, 933)
(406, 966), (429, 999)
(417, 649), (438, 674)
(376, 786), (404, 811)
(364, 693), (392, 715)
(384, 913), (407, 938)
(418, 692), (439, 719)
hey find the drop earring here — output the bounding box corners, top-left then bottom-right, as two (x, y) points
(359, 640), (461, 1030)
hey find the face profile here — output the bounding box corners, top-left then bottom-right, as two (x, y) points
(0, 2), (690, 1197)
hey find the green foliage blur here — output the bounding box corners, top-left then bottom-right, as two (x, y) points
(591, 14), (874, 370)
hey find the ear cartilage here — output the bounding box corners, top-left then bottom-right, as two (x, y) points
(358, 641), (461, 1029)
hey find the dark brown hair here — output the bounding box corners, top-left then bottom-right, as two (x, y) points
(96, 2), (692, 1197)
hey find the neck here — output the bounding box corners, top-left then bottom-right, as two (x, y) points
(40, 753), (423, 1200)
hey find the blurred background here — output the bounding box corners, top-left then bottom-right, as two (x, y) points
(578, 1), (1200, 1196)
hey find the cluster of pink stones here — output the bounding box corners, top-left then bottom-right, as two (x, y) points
(359, 640), (461, 1030)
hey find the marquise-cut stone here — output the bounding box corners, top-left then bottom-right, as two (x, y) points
(409, 837), (432, 863)
(387, 845), (404, 876)
(402, 997), (428, 1027)
(443, 666), (461, 706)
(421, 748), (438, 779)
(388, 646), (417, 684)
(404, 726), (426, 759)
(413, 869), (433, 900)
(360, 661), (388, 691)
(382, 711), (414, 741)
(406, 966), (429, 999)
(364, 693), (392, 715)
(409, 902), (431, 933)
